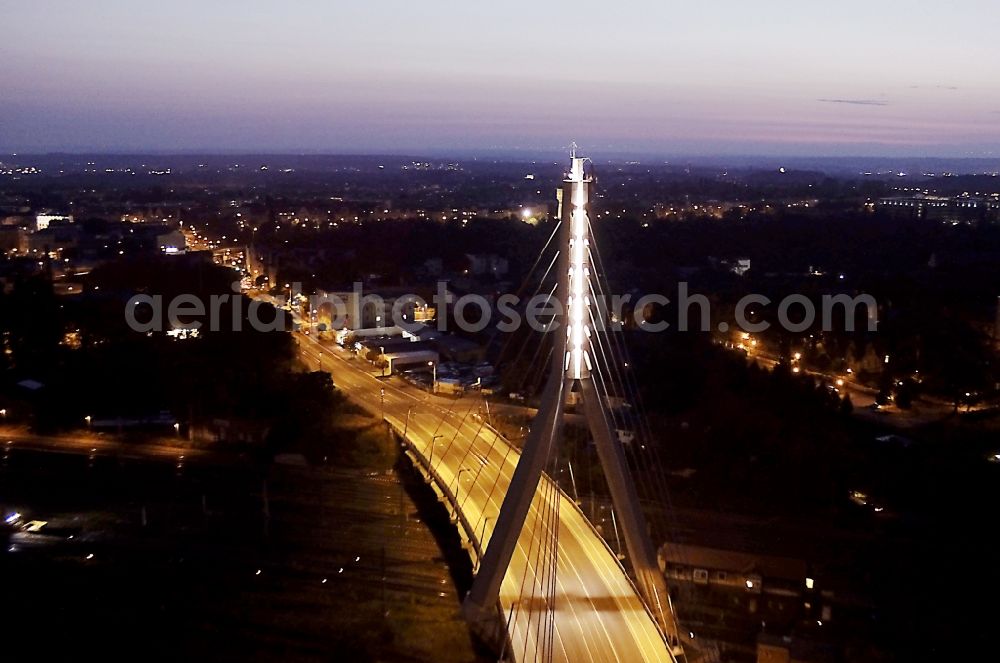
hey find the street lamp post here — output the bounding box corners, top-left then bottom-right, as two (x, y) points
(85, 415), (92, 428)
(380, 346), (386, 377)
(429, 433), (444, 468)
(450, 467), (470, 524)
(478, 515), (492, 546)
(428, 361), (437, 393)
(380, 388), (385, 421)
(404, 407), (413, 438)
(453, 467), (470, 502)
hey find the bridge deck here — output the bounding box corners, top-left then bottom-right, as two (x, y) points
(295, 333), (673, 663)
(401, 409), (673, 663)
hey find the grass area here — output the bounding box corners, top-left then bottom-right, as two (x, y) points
(276, 398), (398, 471)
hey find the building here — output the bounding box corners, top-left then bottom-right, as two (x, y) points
(728, 258), (751, 276)
(877, 194), (1000, 223)
(660, 542), (809, 609)
(757, 634), (836, 663)
(157, 229), (187, 254)
(660, 542), (821, 662)
(26, 225), (82, 256)
(435, 334), (484, 363)
(335, 325), (404, 346)
(382, 348), (440, 375)
(314, 287), (420, 331)
(1, 213), (32, 228)
(0, 227), (27, 253)
(35, 212), (73, 231)
(709, 256), (751, 276)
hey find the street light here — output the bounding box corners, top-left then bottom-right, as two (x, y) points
(428, 361), (437, 393)
(478, 515), (492, 545)
(173, 422), (181, 436)
(404, 406), (414, 438)
(85, 415), (92, 427)
(429, 433), (444, 467)
(379, 346), (386, 377)
(453, 467), (470, 502)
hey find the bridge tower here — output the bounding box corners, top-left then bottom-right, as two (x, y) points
(463, 148), (683, 655)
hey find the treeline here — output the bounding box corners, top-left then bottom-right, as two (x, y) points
(0, 259), (319, 443)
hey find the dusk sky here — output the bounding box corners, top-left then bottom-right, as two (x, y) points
(3, 0), (999, 156)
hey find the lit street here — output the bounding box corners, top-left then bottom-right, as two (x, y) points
(289, 324), (674, 662)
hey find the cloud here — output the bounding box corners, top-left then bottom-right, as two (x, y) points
(817, 98), (888, 106)
(909, 85), (959, 90)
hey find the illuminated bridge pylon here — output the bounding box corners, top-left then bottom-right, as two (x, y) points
(463, 148), (683, 658)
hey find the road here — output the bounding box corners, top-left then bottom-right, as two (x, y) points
(742, 348), (975, 427)
(290, 328), (674, 662)
(1, 426), (212, 463)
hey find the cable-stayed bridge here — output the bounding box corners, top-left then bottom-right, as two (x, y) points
(292, 151), (688, 662)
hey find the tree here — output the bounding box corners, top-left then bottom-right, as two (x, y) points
(840, 393), (854, 415)
(895, 379), (916, 410)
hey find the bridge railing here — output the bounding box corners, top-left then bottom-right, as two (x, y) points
(386, 417), (485, 564)
(387, 416), (517, 660)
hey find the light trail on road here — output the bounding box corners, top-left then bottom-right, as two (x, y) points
(294, 330), (674, 662)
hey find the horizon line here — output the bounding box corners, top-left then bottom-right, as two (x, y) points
(4, 148), (1000, 163)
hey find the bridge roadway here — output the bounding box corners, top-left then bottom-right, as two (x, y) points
(293, 330), (674, 663)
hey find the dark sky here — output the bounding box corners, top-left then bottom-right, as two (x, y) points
(3, 0), (999, 156)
